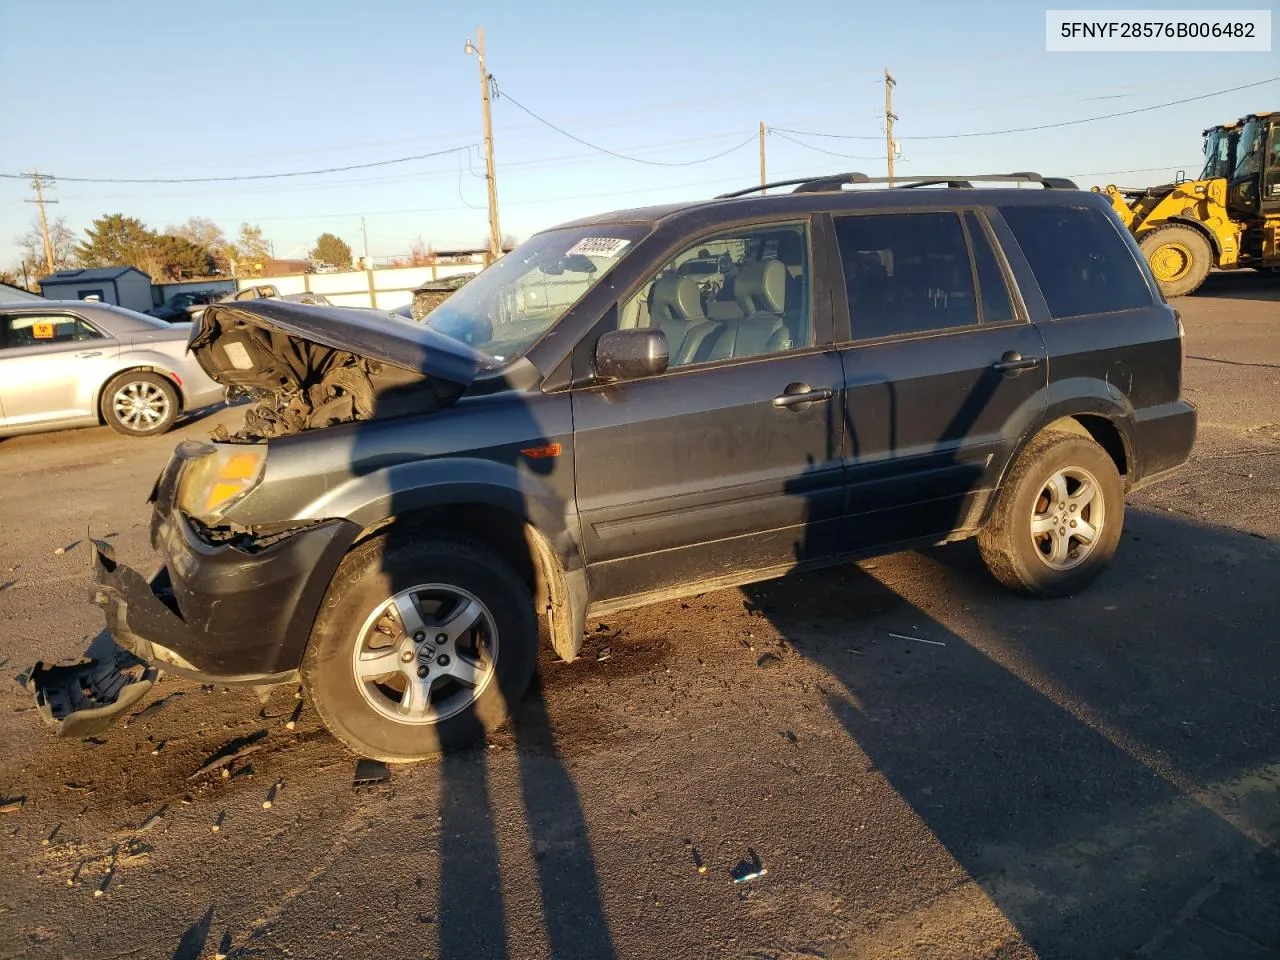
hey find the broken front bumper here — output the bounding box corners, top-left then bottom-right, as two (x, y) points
(89, 509), (358, 684)
(28, 654), (157, 738)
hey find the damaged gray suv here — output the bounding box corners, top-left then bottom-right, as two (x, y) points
(30, 172), (1197, 761)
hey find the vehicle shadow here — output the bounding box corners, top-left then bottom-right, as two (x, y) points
(757, 444), (1280, 959)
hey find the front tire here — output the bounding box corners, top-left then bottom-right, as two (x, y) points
(301, 535), (538, 762)
(1138, 224), (1213, 298)
(978, 432), (1124, 597)
(101, 371), (179, 436)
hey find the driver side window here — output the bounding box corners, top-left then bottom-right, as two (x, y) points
(619, 222), (812, 369)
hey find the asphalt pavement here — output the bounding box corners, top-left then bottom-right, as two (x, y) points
(1, 272), (1277, 960)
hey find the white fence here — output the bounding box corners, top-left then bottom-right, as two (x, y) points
(237, 263), (481, 311)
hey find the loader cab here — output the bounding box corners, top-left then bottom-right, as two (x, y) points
(1228, 113), (1280, 219)
(1199, 123), (1239, 181)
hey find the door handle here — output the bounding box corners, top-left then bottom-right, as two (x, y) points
(773, 384), (834, 408)
(992, 351), (1041, 374)
(75, 351), (103, 359)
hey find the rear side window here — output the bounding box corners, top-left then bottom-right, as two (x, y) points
(999, 205), (1151, 318)
(963, 212), (1016, 324)
(1, 314), (103, 349)
(833, 212), (978, 340)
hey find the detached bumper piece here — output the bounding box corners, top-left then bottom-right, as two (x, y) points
(28, 656), (157, 739)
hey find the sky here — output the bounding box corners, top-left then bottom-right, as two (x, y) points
(0, 0), (1276, 270)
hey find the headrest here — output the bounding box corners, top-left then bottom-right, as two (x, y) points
(649, 275), (704, 323)
(734, 259), (786, 314)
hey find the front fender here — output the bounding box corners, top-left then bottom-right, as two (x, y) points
(294, 456), (589, 660)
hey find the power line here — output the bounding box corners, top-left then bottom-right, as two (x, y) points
(0, 145), (474, 185)
(769, 129), (883, 160)
(493, 84), (757, 166)
(773, 75), (1279, 141)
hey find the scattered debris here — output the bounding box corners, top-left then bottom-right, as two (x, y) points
(54, 547), (65, 556)
(43, 823), (61, 846)
(354, 759), (390, 788)
(888, 632), (946, 647)
(151, 739), (167, 755)
(263, 779), (283, 809)
(127, 691), (184, 726)
(683, 839), (707, 874)
(781, 730), (798, 745)
(211, 811), (225, 833)
(63, 781), (92, 793)
(1, 797), (25, 814)
(117, 839), (152, 868)
(756, 652), (782, 669)
(216, 932), (233, 960)
(731, 848), (767, 884)
(596, 648), (612, 663)
(286, 701), (304, 730)
(82, 737), (107, 747)
(137, 805), (166, 833)
(188, 730), (268, 780)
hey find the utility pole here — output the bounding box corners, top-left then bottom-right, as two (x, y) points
(362, 216), (370, 268)
(24, 171), (58, 275)
(466, 29), (502, 262)
(759, 122), (767, 190)
(884, 70), (897, 187)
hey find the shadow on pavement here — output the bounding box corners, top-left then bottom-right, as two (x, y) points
(746, 507), (1280, 957)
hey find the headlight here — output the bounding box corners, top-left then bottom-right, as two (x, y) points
(177, 444), (267, 520)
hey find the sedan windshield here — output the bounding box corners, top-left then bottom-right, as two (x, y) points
(420, 224), (649, 364)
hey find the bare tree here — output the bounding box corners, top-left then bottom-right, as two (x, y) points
(167, 217), (227, 257)
(16, 216), (78, 275)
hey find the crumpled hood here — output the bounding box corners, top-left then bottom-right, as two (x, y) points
(189, 300), (491, 391)
(188, 300), (488, 441)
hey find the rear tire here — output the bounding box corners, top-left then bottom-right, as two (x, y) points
(1138, 224), (1213, 298)
(301, 535), (538, 762)
(978, 431), (1124, 598)
(101, 371), (179, 436)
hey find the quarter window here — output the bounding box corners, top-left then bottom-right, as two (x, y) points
(620, 222), (812, 369)
(833, 212), (979, 340)
(999, 205), (1152, 318)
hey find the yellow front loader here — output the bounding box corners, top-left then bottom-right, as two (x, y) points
(1094, 114), (1280, 297)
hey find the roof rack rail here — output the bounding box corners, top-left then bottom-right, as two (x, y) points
(715, 171), (1078, 199)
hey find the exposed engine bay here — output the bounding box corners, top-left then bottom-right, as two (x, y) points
(190, 301), (476, 441)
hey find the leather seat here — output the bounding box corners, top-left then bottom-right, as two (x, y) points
(646, 275), (722, 366)
(708, 260), (790, 360)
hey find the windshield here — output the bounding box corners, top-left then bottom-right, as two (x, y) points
(1233, 119), (1263, 179)
(1200, 128), (1234, 180)
(420, 224), (649, 364)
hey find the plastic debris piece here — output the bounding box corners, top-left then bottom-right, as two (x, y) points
(756, 652), (782, 669)
(286, 701), (303, 730)
(137, 805), (166, 832)
(354, 759), (390, 787)
(188, 730), (267, 779)
(888, 632), (946, 647)
(0, 797), (25, 814)
(212, 811), (225, 833)
(731, 848), (767, 884)
(263, 780), (282, 809)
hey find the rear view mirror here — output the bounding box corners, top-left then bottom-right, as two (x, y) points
(595, 328), (669, 382)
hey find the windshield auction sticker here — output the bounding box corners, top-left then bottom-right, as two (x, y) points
(1046, 10), (1271, 50)
(568, 237), (632, 258)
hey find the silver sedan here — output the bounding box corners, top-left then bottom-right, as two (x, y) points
(0, 301), (225, 438)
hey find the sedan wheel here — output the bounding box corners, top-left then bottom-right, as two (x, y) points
(101, 371), (179, 436)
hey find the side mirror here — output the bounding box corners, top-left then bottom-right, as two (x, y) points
(594, 328), (669, 382)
